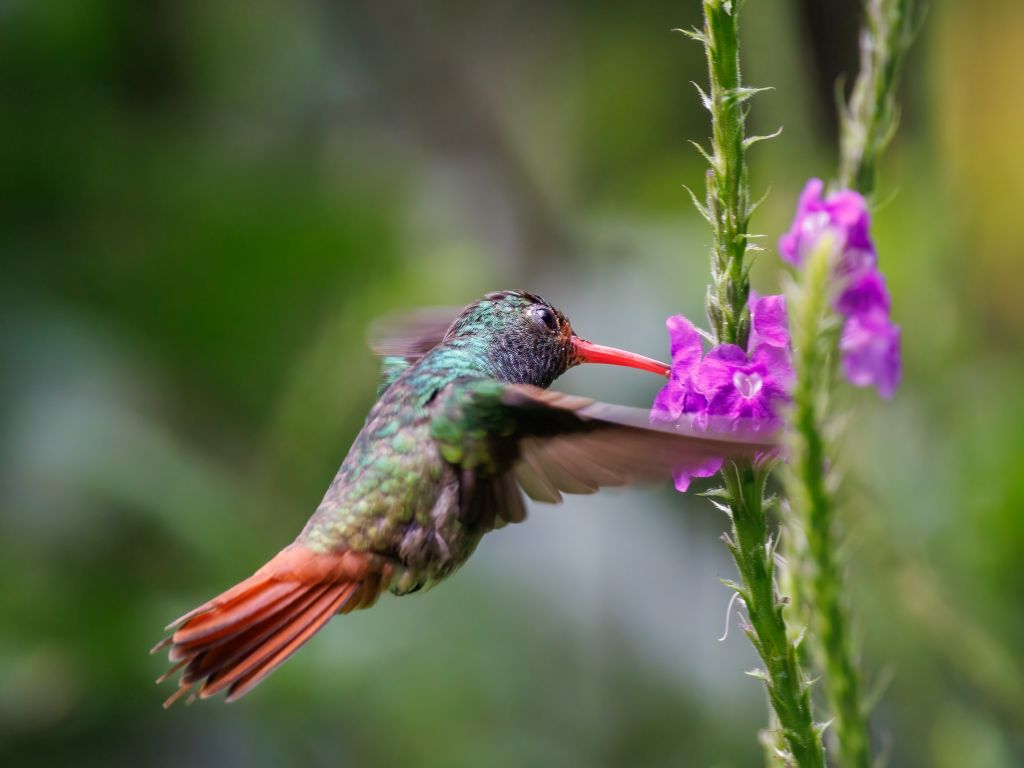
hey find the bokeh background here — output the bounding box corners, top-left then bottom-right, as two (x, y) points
(2, 1), (1023, 766)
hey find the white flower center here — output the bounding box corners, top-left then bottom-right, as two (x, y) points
(800, 212), (846, 259)
(733, 371), (763, 399)
(802, 210), (830, 235)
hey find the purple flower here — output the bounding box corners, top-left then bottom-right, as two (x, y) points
(651, 315), (708, 424)
(779, 178), (902, 398)
(749, 293), (790, 349)
(840, 311), (902, 399)
(778, 178), (875, 274)
(672, 457), (724, 493)
(836, 266), (891, 318)
(696, 344), (793, 427)
(652, 295), (793, 491)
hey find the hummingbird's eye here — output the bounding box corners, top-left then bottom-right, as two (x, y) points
(532, 306), (559, 332)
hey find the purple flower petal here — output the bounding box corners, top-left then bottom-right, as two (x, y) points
(673, 457), (724, 492)
(666, 315), (703, 372)
(778, 178), (874, 269)
(652, 376), (710, 423)
(836, 267), (891, 318)
(840, 311), (902, 398)
(651, 376), (686, 422)
(778, 179), (825, 265)
(825, 190), (873, 253)
(697, 343), (792, 428)
(752, 343), (795, 391)
(652, 315), (710, 425)
(750, 294), (790, 349)
(835, 246), (878, 278)
(694, 344), (749, 394)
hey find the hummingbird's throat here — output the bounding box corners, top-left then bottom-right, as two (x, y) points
(571, 337), (670, 377)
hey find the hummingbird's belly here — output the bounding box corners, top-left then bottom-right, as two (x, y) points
(303, 434), (481, 596)
(299, 399), (487, 598)
(390, 473), (483, 595)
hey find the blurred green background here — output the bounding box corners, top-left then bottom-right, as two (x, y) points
(2, 1), (1022, 766)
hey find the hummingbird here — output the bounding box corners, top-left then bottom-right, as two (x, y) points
(154, 290), (770, 706)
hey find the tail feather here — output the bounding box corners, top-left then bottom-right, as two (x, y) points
(195, 582), (351, 695)
(168, 582), (303, 659)
(183, 583), (335, 685)
(214, 583), (359, 702)
(155, 544), (391, 706)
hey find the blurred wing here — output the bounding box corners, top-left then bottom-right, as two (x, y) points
(431, 380), (777, 526)
(502, 385), (776, 503)
(367, 306), (460, 395)
(367, 306), (460, 361)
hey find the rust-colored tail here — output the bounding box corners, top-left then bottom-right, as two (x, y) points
(153, 545), (391, 706)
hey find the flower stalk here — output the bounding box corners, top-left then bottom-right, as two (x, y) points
(692, 0), (760, 350)
(718, 462), (825, 768)
(784, 236), (873, 768)
(838, 0), (916, 196)
(688, 2), (824, 765)
(783, 2), (916, 766)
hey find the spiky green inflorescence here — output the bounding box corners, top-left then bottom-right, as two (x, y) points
(685, 3), (825, 766)
(838, 0), (916, 197)
(685, 1), (757, 349)
(783, 235), (872, 768)
(714, 464), (825, 768)
(779, 3), (918, 767)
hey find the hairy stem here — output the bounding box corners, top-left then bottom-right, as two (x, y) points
(722, 464), (825, 768)
(838, 0), (916, 196)
(783, 3), (916, 766)
(692, 3), (824, 765)
(699, 0), (753, 350)
(785, 237), (872, 768)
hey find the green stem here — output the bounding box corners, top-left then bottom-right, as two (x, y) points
(786, 239), (871, 768)
(692, 3), (825, 765)
(838, 0), (915, 196)
(700, 0), (753, 350)
(722, 463), (825, 768)
(784, 3), (916, 766)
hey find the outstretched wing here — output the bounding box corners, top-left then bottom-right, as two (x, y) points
(502, 385), (775, 502)
(430, 380), (776, 527)
(367, 306), (460, 361)
(367, 306), (460, 396)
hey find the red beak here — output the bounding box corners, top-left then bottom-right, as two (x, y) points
(571, 337), (670, 377)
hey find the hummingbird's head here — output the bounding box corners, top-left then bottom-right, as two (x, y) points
(447, 290), (669, 388)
